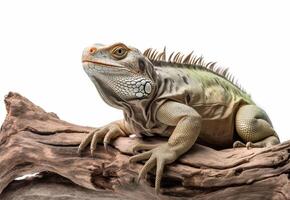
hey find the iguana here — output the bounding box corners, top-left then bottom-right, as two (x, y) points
(78, 42), (280, 192)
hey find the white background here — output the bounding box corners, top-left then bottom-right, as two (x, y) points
(0, 0), (289, 142)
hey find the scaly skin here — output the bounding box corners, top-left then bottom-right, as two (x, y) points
(78, 42), (280, 193)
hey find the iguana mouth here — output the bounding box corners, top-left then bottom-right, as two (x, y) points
(82, 59), (122, 68)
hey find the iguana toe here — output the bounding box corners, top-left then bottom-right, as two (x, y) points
(155, 159), (165, 193)
(137, 156), (156, 183)
(246, 142), (253, 149)
(90, 129), (102, 155)
(78, 130), (95, 155)
(129, 151), (152, 164)
(103, 129), (121, 151)
(132, 143), (159, 154)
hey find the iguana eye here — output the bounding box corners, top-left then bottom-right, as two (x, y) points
(111, 46), (128, 59)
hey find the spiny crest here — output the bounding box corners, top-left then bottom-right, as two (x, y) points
(143, 47), (244, 91)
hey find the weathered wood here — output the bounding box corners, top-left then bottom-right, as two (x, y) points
(0, 92), (289, 199)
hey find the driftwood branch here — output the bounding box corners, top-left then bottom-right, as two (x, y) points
(0, 92), (289, 199)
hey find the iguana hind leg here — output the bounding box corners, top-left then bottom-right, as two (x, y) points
(233, 105), (280, 149)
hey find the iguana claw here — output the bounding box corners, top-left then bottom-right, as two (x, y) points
(233, 140), (246, 148)
(103, 142), (109, 151)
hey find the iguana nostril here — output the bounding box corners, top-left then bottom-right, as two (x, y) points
(89, 47), (97, 55)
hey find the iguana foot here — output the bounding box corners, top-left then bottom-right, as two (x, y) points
(233, 136), (280, 149)
(129, 143), (177, 193)
(77, 124), (124, 156)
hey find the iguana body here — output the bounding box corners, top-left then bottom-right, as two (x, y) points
(78, 42), (280, 192)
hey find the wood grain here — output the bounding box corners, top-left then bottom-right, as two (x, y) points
(0, 92), (289, 199)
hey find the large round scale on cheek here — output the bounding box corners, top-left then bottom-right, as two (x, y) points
(145, 83), (152, 94)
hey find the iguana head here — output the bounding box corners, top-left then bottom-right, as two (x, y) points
(82, 42), (157, 108)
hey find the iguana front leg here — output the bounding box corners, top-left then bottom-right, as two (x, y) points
(129, 101), (201, 193)
(78, 120), (131, 155)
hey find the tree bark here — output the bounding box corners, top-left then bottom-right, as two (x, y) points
(0, 92), (289, 199)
